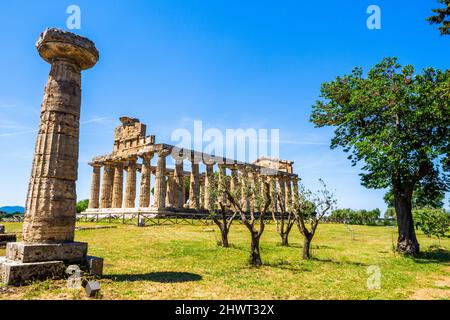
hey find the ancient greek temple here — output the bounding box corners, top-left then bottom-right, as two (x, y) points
(83, 117), (299, 217)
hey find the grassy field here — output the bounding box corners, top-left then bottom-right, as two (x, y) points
(0, 221), (449, 300)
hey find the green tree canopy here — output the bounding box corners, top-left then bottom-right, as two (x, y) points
(428, 0), (450, 35)
(311, 57), (450, 255)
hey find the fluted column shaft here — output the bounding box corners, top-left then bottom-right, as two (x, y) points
(125, 159), (137, 208)
(277, 176), (286, 212)
(189, 160), (200, 210)
(240, 168), (250, 212)
(88, 164), (101, 209)
(139, 154), (153, 208)
(230, 167), (238, 195)
(218, 165), (227, 206)
(292, 177), (299, 209)
(204, 164), (215, 211)
(111, 162), (124, 208)
(285, 177), (292, 213)
(154, 150), (169, 209)
(166, 173), (175, 207)
(174, 160), (185, 208)
(100, 164), (114, 209)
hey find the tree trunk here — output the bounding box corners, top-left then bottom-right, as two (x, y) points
(281, 233), (289, 246)
(250, 234), (262, 266)
(302, 236), (311, 260)
(221, 228), (229, 248)
(394, 185), (420, 256)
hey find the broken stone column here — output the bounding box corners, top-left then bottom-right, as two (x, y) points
(139, 153), (153, 208)
(124, 158), (137, 208)
(111, 161), (124, 208)
(1, 29), (103, 286)
(88, 163), (101, 209)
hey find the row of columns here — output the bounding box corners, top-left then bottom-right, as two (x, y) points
(89, 151), (299, 213)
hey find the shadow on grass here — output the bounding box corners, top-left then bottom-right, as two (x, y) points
(106, 272), (202, 283)
(414, 249), (450, 264)
(311, 257), (369, 267)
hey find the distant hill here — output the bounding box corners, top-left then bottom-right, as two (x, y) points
(0, 206), (25, 214)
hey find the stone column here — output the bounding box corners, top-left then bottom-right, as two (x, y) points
(204, 163), (215, 211)
(22, 30), (98, 243)
(199, 175), (205, 209)
(269, 176), (277, 213)
(292, 176), (299, 210)
(174, 160), (185, 208)
(88, 163), (101, 209)
(277, 176), (286, 212)
(240, 167), (250, 212)
(100, 163), (114, 209)
(124, 158), (137, 208)
(154, 150), (169, 209)
(218, 164), (227, 206)
(139, 153), (153, 208)
(285, 177), (292, 213)
(189, 157), (200, 210)
(111, 161), (124, 208)
(2, 29), (103, 286)
(230, 166), (239, 194)
(166, 173), (175, 208)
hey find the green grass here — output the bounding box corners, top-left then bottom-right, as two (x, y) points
(0, 221), (449, 300)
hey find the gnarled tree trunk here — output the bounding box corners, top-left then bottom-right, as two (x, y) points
(394, 184), (420, 255)
(302, 235), (312, 260)
(250, 233), (262, 266)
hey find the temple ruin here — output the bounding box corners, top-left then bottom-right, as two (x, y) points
(83, 117), (299, 218)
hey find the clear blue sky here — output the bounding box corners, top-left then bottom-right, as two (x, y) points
(0, 0), (449, 212)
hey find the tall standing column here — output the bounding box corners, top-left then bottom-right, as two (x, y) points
(154, 150), (169, 209)
(22, 28), (99, 243)
(285, 177), (292, 213)
(189, 157), (200, 210)
(240, 167), (250, 212)
(277, 176), (286, 212)
(269, 176), (277, 213)
(111, 161), (124, 208)
(100, 163), (114, 209)
(139, 153), (153, 208)
(166, 173), (175, 208)
(218, 164), (227, 206)
(292, 176), (299, 210)
(230, 167), (239, 194)
(174, 160), (185, 208)
(88, 163), (101, 209)
(204, 163), (215, 211)
(125, 158), (137, 208)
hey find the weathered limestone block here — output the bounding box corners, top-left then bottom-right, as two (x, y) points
(0, 257), (65, 286)
(85, 256), (103, 276)
(0, 234), (17, 248)
(6, 242), (87, 264)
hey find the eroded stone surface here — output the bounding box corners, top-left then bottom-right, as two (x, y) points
(6, 242), (87, 264)
(0, 257), (65, 286)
